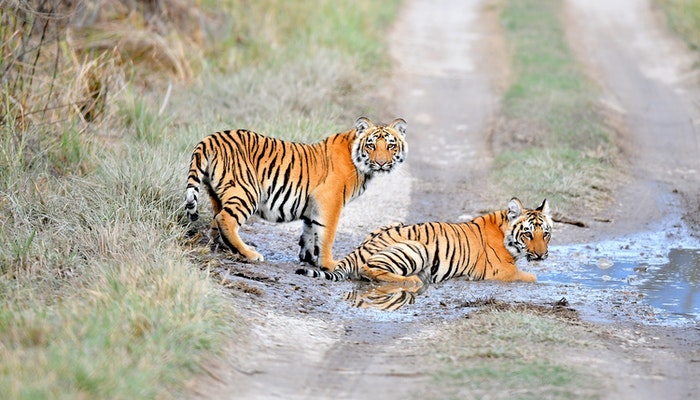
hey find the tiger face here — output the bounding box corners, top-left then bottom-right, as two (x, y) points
(352, 117), (407, 174)
(505, 198), (553, 262)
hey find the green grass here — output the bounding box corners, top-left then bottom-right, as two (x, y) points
(657, 0), (700, 51)
(492, 0), (616, 212)
(171, 49), (378, 143)
(0, 134), (238, 398)
(204, 0), (399, 73)
(119, 92), (172, 144)
(0, 0), (401, 398)
(442, 360), (582, 400)
(426, 310), (599, 400)
(495, 148), (611, 210)
(186, 0), (401, 142)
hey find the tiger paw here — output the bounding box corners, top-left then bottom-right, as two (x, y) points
(517, 271), (537, 282)
(242, 250), (265, 263)
(299, 249), (318, 266)
(319, 259), (339, 271)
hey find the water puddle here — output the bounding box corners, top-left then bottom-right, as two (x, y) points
(541, 206), (700, 325)
(545, 244), (700, 324)
(342, 217), (700, 326)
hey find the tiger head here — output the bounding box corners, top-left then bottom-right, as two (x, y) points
(504, 198), (553, 262)
(352, 117), (408, 175)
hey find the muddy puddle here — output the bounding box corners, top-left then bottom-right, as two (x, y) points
(342, 215), (700, 327)
(544, 221), (700, 325)
(545, 247), (700, 318)
(213, 209), (699, 328)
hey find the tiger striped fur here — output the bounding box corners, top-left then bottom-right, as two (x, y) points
(185, 117), (407, 268)
(296, 198), (552, 284)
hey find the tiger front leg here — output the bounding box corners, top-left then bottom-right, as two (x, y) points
(298, 216), (339, 270)
(298, 216), (320, 266)
(511, 269), (537, 282)
(489, 262), (537, 282)
(299, 197), (343, 270)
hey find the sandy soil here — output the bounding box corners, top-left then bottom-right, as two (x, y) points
(189, 0), (700, 399)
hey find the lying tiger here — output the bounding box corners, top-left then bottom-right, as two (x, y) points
(185, 117), (407, 268)
(296, 198), (552, 284)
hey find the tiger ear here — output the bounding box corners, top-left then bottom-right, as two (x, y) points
(507, 197), (524, 222)
(355, 117), (373, 137)
(389, 118), (407, 137)
(536, 199), (551, 216)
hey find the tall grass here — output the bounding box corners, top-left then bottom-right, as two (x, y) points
(187, 0), (401, 143)
(492, 0), (617, 212)
(1, 0), (401, 397)
(203, 0), (398, 73)
(656, 0), (700, 51)
(0, 133), (237, 398)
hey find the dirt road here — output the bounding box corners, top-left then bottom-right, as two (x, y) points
(192, 0), (700, 399)
(565, 0), (700, 241)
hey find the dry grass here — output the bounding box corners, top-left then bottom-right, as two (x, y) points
(1, 0), (401, 397)
(0, 0), (204, 130)
(0, 135), (239, 398)
(170, 49), (377, 143)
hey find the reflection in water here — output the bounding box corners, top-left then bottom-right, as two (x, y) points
(634, 248), (699, 318)
(344, 283), (428, 311)
(547, 247), (700, 321)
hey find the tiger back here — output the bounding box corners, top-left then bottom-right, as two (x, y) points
(185, 117), (408, 268)
(296, 198), (552, 284)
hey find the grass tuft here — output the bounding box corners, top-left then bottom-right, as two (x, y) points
(656, 0), (700, 51)
(0, 134), (239, 398)
(119, 90), (172, 144)
(427, 309), (599, 399)
(491, 0), (618, 213)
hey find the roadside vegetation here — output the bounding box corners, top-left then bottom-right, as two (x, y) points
(491, 0), (618, 214)
(656, 0), (700, 51)
(426, 303), (600, 400)
(0, 0), (399, 397)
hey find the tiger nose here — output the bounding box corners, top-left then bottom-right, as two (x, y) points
(376, 159), (387, 166)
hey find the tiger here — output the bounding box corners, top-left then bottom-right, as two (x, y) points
(185, 117), (408, 268)
(296, 198), (552, 284)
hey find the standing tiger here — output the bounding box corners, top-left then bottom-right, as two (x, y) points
(185, 117), (408, 268)
(296, 198), (552, 284)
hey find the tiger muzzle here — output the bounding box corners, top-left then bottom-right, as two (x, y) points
(527, 251), (548, 261)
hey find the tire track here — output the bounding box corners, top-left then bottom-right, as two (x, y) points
(389, 0), (506, 222)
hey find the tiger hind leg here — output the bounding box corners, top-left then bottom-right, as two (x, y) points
(361, 241), (431, 286)
(214, 209), (264, 262)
